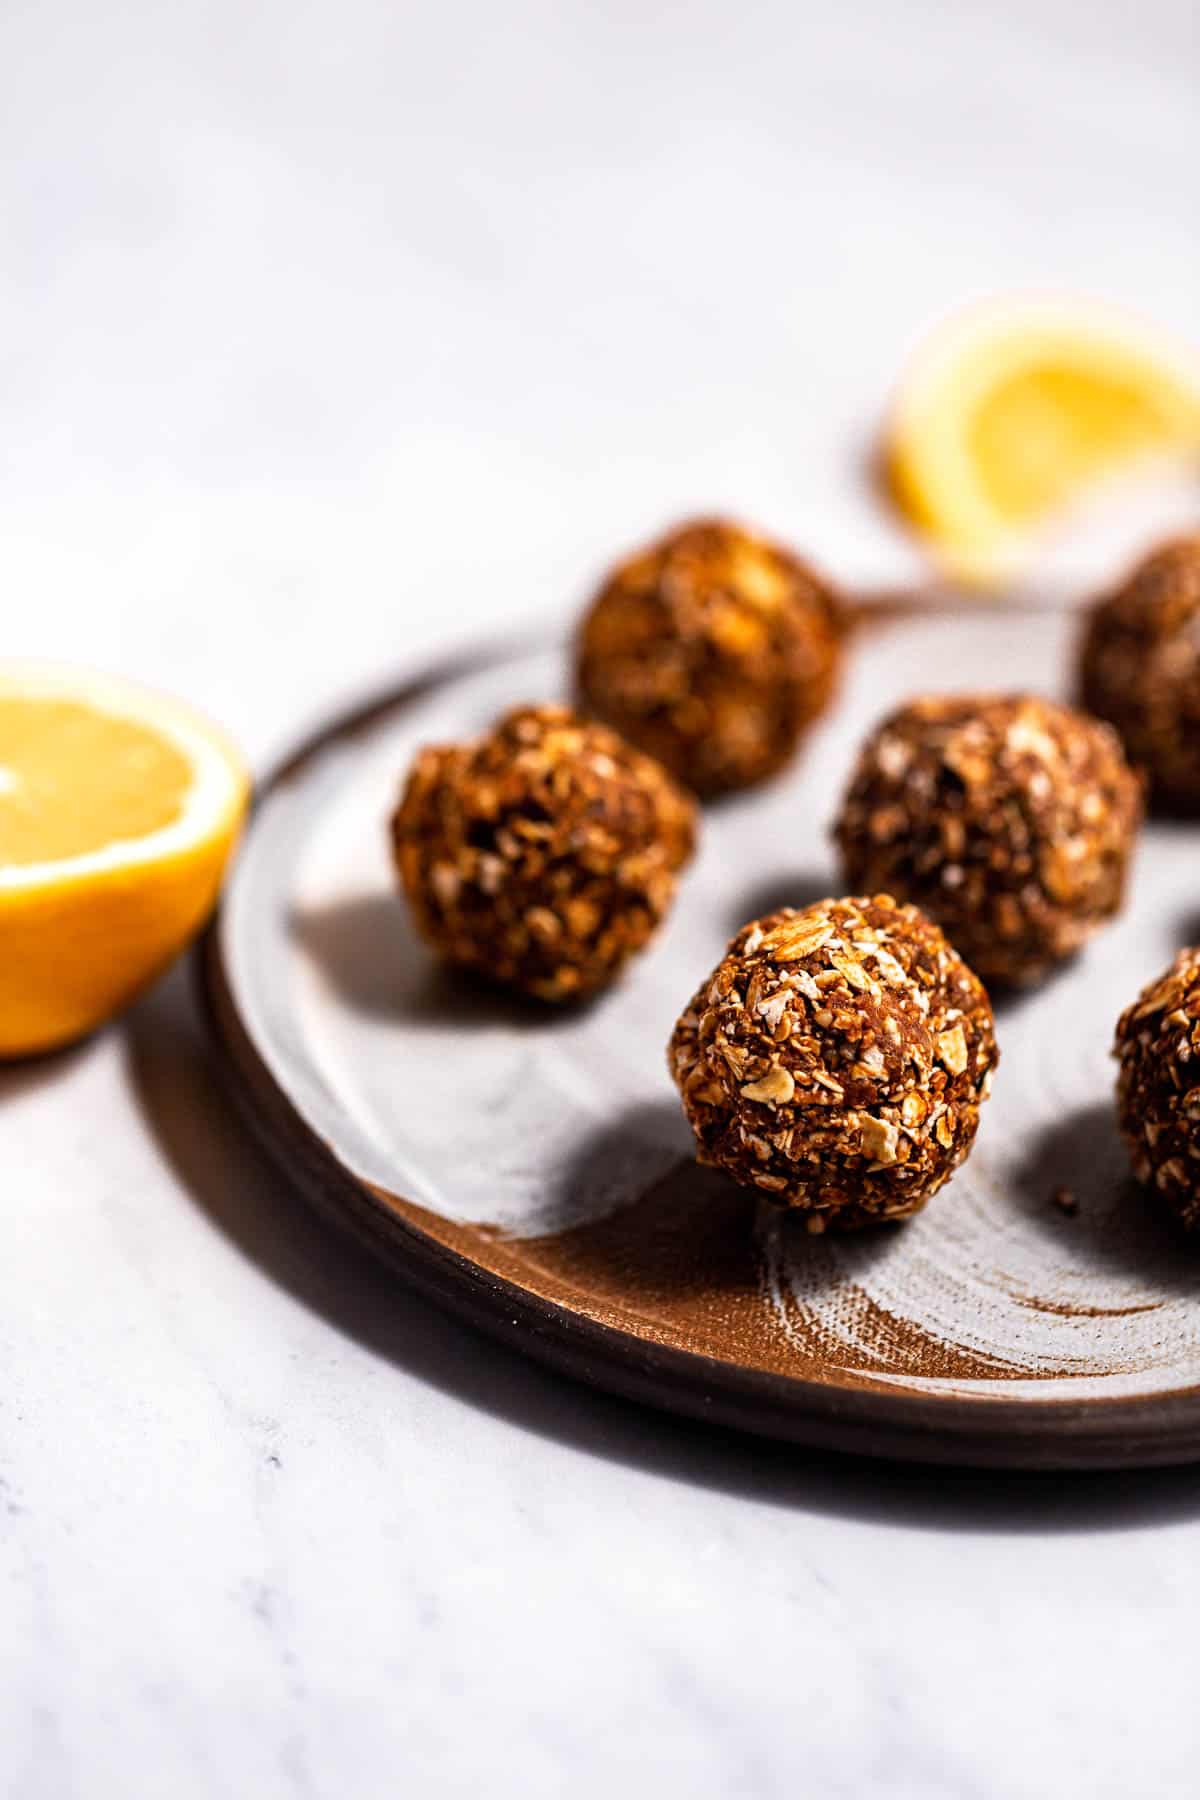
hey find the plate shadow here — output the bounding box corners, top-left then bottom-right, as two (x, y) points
(119, 961), (1200, 1532)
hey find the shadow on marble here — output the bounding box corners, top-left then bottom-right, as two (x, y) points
(0, 1035), (90, 1101)
(123, 962), (1200, 1535)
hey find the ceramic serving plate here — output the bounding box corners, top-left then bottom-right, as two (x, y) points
(201, 603), (1200, 1468)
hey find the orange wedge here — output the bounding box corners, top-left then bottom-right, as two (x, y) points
(0, 664), (249, 1057)
(885, 300), (1200, 583)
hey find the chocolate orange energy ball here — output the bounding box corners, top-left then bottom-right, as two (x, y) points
(1114, 948), (1200, 1231)
(392, 704), (696, 1002)
(669, 896), (997, 1230)
(1078, 534), (1200, 808)
(834, 695), (1142, 988)
(576, 518), (845, 797)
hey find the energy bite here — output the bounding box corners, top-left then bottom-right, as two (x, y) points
(392, 703), (696, 1001)
(1114, 948), (1200, 1231)
(668, 896), (997, 1230)
(1078, 534), (1200, 809)
(576, 517), (845, 797)
(834, 694), (1142, 988)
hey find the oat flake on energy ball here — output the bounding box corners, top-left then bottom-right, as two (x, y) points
(669, 895), (998, 1230)
(1114, 947), (1200, 1232)
(576, 517), (845, 797)
(1079, 533), (1200, 809)
(392, 703), (697, 1002)
(834, 693), (1142, 988)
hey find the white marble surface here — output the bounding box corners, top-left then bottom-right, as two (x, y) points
(3, 3), (1200, 1795)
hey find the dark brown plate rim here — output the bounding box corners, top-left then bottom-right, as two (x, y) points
(197, 641), (1200, 1471)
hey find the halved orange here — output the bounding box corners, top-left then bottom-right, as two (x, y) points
(885, 300), (1200, 583)
(0, 664), (249, 1056)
